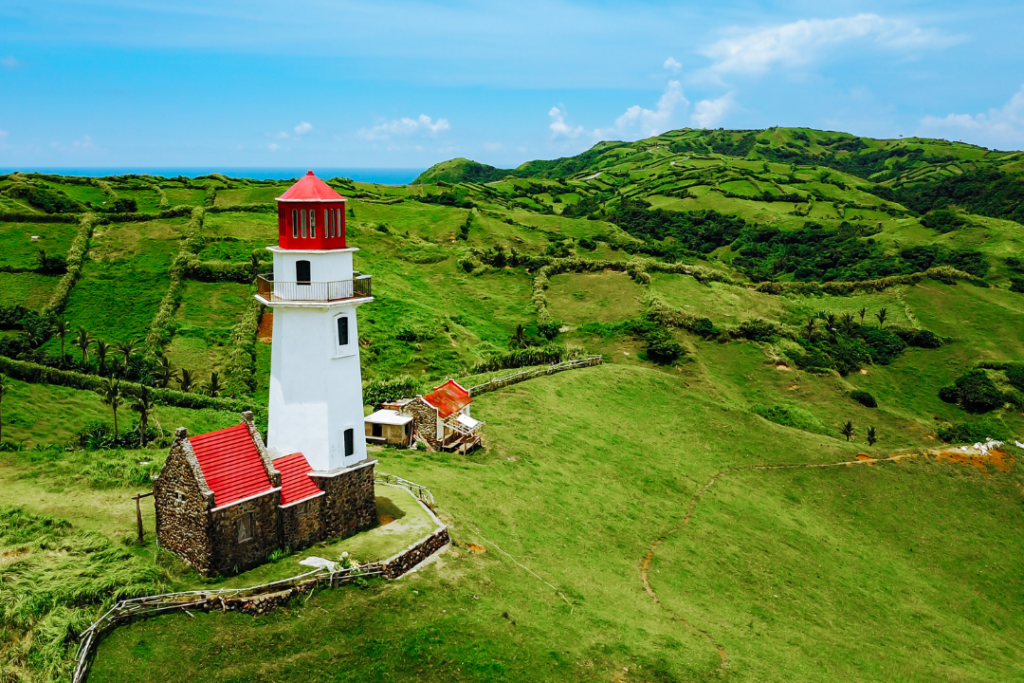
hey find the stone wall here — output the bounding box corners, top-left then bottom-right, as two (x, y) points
(310, 461), (377, 540)
(209, 490), (281, 575)
(402, 397), (440, 449)
(279, 495), (326, 550)
(154, 428), (216, 575)
(381, 527), (451, 579)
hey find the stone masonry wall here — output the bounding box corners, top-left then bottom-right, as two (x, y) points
(403, 397), (440, 449)
(279, 495), (326, 550)
(209, 490), (281, 576)
(310, 461), (376, 540)
(381, 527), (451, 579)
(154, 430), (215, 575)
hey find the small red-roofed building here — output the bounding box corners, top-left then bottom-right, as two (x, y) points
(395, 379), (483, 453)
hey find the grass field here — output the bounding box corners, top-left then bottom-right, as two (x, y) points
(2, 129), (1024, 682)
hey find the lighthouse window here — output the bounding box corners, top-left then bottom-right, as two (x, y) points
(291, 209), (298, 238)
(301, 211), (308, 238)
(337, 316), (349, 346)
(336, 209), (342, 236)
(309, 209), (316, 238)
(328, 209), (335, 237)
(344, 428), (355, 457)
(296, 260), (311, 285)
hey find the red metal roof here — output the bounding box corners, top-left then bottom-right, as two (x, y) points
(190, 424), (274, 508)
(273, 452), (323, 506)
(277, 171), (345, 202)
(423, 379), (472, 419)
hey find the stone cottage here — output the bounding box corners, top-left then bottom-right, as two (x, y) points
(381, 380), (483, 453)
(154, 411), (376, 576)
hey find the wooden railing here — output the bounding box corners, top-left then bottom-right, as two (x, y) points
(256, 273), (371, 303)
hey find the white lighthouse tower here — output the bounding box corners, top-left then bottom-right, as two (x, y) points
(255, 171), (373, 472)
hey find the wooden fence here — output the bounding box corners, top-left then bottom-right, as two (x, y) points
(467, 355), (603, 397)
(72, 473), (443, 683)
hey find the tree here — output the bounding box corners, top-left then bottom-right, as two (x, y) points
(179, 369), (194, 393)
(0, 374), (8, 443)
(858, 307), (867, 325)
(249, 252), (262, 276)
(114, 338), (140, 376)
(98, 378), (123, 442)
(130, 385), (155, 448)
(205, 372), (222, 398)
(153, 355), (178, 389)
(804, 318), (817, 340)
(75, 326), (91, 366)
(840, 312), (855, 335)
(875, 307), (888, 329)
(510, 324), (529, 349)
(54, 317), (68, 364)
(841, 420), (854, 442)
(94, 340), (110, 376)
(867, 426), (878, 446)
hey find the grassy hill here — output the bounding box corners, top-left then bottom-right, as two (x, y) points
(1, 126), (1024, 681)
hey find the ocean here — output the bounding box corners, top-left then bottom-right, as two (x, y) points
(0, 168), (426, 185)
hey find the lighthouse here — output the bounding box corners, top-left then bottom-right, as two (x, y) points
(256, 171), (373, 472)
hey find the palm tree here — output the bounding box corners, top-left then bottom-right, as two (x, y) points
(204, 371), (222, 398)
(840, 312), (855, 335)
(98, 378), (123, 442)
(179, 369), (194, 393)
(510, 324), (529, 349)
(130, 385), (155, 448)
(858, 307), (867, 325)
(825, 313), (838, 343)
(114, 338), (140, 376)
(867, 426), (878, 446)
(875, 307), (888, 329)
(75, 326), (91, 367)
(841, 420), (854, 442)
(804, 318), (817, 340)
(153, 355), (178, 389)
(249, 252), (262, 276)
(54, 317), (68, 365)
(94, 340), (110, 376)
(0, 374), (8, 443)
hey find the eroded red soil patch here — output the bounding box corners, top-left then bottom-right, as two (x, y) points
(467, 543), (486, 554)
(934, 449), (1015, 473)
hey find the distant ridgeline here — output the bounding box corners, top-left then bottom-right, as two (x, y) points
(412, 128), (1024, 286)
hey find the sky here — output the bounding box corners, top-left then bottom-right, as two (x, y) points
(1, 0), (1024, 170)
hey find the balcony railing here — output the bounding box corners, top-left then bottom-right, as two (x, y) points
(257, 273), (371, 303)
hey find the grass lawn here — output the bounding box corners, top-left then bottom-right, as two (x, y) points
(546, 271), (645, 324)
(0, 221), (78, 270)
(0, 272), (61, 309)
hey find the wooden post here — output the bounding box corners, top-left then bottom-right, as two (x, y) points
(132, 492), (154, 545)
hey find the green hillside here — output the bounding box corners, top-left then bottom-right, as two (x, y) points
(2, 126), (1024, 682)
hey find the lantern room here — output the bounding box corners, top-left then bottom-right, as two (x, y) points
(275, 171), (347, 250)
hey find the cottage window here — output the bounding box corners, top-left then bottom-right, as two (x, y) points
(309, 209), (316, 238)
(237, 513), (254, 543)
(344, 428), (355, 456)
(291, 209), (298, 239)
(372, 422), (383, 438)
(295, 501), (308, 516)
(337, 316), (349, 346)
(296, 260), (311, 285)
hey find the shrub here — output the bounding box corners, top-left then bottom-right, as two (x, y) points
(937, 421), (1010, 443)
(829, 338), (873, 376)
(1010, 277), (1024, 294)
(850, 390), (877, 408)
(1005, 365), (1024, 393)
(362, 376), (422, 408)
(894, 328), (942, 349)
(472, 344), (585, 373)
(736, 318), (779, 342)
(642, 330), (684, 364)
(939, 370), (1006, 412)
(750, 403), (829, 435)
(858, 328), (907, 365)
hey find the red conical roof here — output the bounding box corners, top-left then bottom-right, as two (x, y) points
(276, 171), (345, 202)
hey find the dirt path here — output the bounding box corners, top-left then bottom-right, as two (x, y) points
(639, 448), (1012, 670)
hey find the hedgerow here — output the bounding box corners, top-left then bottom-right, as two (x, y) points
(43, 213), (97, 315)
(226, 298), (263, 395)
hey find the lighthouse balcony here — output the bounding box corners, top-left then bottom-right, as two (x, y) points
(256, 273), (371, 303)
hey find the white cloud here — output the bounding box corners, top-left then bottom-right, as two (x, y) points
(691, 93), (734, 128)
(702, 14), (956, 75)
(268, 142), (280, 151)
(357, 114), (450, 141)
(549, 106), (589, 139)
(920, 84), (1024, 148)
(294, 121), (312, 135)
(599, 80), (688, 139)
(0, 56), (21, 69)
(664, 57), (682, 73)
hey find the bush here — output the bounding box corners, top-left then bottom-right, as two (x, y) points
(1010, 277), (1024, 294)
(642, 330), (684, 364)
(850, 390), (877, 408)
(937, 421), (1010, 443)
(751, 403), (829, 435)
(894, 328), (942, 349)
(857, 328), (907, 365)
(1005, 365), (1024, 393)
(829, 338), (873, 376)
(736, 318), (779, 342)
(939, 370), (1006, 412)
(362, 376), (422, 408)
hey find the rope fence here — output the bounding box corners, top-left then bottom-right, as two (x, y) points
(467, 355), (603, 397)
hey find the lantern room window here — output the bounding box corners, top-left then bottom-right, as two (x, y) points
(309, 209), (316, 238)
(301, 211), (308, 238)
(292, 209), (298, 239)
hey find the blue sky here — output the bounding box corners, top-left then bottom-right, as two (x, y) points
(1, 0), (1023, 169)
